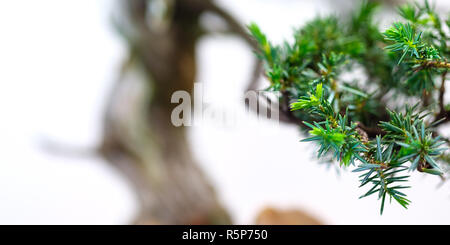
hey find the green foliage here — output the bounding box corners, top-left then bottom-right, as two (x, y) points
(354, 138), (411, 214)
(383, 1), (450, 94)
(379, 107), (446, 175)
(249, 0), (450, 214)
(384, 22), (440, 64)
(357, 165), (411, 215)
(291, 83), (325, 111)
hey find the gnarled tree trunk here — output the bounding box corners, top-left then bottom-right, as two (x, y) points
(99, 0), (252, 224)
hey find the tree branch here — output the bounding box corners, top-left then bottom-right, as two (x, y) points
(439, 70), (447, 115)
(420, 60), (450, 69)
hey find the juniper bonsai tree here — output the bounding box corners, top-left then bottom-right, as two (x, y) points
(249, 0), (450, 214)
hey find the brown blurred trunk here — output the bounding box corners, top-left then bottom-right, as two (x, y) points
(99, 0), (232, 224)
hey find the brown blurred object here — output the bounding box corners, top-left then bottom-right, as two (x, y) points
(255, 207), (323, 225)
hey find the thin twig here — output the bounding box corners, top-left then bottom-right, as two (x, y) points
(420, 60), (450, 69)
(439, 70), (447, 115)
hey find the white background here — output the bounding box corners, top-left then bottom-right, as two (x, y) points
(0, 0), (449, 224)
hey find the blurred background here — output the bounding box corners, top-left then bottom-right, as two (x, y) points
(1, 0), (450, 225)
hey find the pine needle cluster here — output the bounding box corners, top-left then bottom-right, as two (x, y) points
(249, 0), (450, 214)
